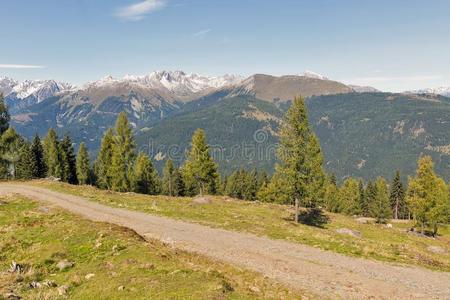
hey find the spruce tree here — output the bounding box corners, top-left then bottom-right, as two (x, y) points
(0, 128), (23, 179)
(94, 128), (114, 189)
(76, 143), (90, 185)
(370, 177), (392, 223)
(16, 142), (35, 180)
(60, 135), (77, 184)
(182, 129), (218, 196)
(243, 169), (258, 201)
(407, 156), (449, 235)
(0, 94), (10, 135)
(172, 167), (185, 196)
(43, 128), (63, 178)
(162, 159), (175, 196)
(358, 179), (369, 216)
(389, 170), (407, 219)
(109, 112), (136, 192)
(324, 176), (340, 212)
(132, 152), (159, 195)
(365, 181), (377, 216)
(30, 134), (47, 178)
(259, 96), (325, 209)
(338, 178), (361, 215)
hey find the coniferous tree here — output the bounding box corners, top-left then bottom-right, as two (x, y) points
(43, 128), (63, 178)
(338, 177), (361, 215)
(256, 170), (269, 191)
(16, 142), (35, 180)
(109, 112), (136, 192)
(162, 159), (175, 196)
(365, 181), (377, 216)
(172, 167), (185, 196)
(182, 129), (218, 196)
(370, 177), (392, 223)
(324, 175), (340, 212)
(30, 134), (47, 178)
(94, 128), (114, 189)
(358, 179), (369, 216)
(258, 97), (325, 209)
(389, 170), (407, 219)
(132, 152), (159, 195)
(76, 143), (90, 185)
(243, 169), (258, 201)
(60, 135), (77, 184)
(407, 156), (449, 235)
(0, 128), (23, 179)
(0, 94), (10, 135)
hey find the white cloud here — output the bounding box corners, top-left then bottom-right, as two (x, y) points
(0, 64), (45, 69)
(193, 28), (212, 38)
(115, 0), (167, 21)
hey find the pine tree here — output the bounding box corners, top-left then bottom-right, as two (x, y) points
(256, 170), (269, 191)
(324, 176), (340, 212)
(94, 128), (114, 189)
(43, 128), (62, 178)
(76, 143), (90, 185)
(370, 177), (392, 223)
(0, 128), (23, 179)
(338, 177), (361, 215)
(259, 96), (325, 209)
(60, 135), (77, 184)
(16, 142), (35, 180)
(172, 167), (185, 196)
(242, 169), (258, 201)
(358, 179), (369, 216)
(365, 181), (377, 217)
(407, 156), (449, 235)
(132, 152), (159, 195)
(182, 129), (219, 196)
(0, 94), (10, 135)
(389, 170), (407, 219)
(109, 112), (136, 192)
(30, 134), (47, 178)
(162, 159), (175, 196)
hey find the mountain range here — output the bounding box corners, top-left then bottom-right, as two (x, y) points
(2, 70), (450, 181)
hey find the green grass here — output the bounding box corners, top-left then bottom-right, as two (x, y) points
(0, 194), (302, 299)
(29, 181), (450, 272)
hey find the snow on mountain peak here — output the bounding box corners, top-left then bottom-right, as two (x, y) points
(0, 77), (72, 102)
(302, 70), (329, 80)
(407, 87), (450, 97)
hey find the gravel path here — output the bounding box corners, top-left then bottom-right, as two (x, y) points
(1, 184), (449, 299)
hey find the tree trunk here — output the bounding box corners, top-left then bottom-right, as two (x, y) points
(394, 199), (399, 219)
(294, 197), (299, 223)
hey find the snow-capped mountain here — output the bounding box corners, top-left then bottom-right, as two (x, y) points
(407, 87), (450, 98)
(0, 76), (72, 102)
(81, 70), (243, 98)
(302, 70), (329, 80)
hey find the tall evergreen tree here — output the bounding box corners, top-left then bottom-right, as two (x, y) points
(365, 181), (377, 216)
(172, 167), (185, 197)
(0, 128), (23, 179)
(370, 177), (392, 223)
(407, 156), (449, 235)
(30, 134), (47, 178)
(242, 169), (258, 201)
(258, 96), (325, 209)
(162, 159), (176, 196)
(182, 129), (218, 196)
(109, 112), (136, 192)
(389, 170), (407, 219)
(0, 94), (10, 135)
(338, 177), (361, 215)
(60, 135), (77, 184)
(43, 128), (62, 178)
(94, 128), (114, 189)
(132, 152), (159, 195)
(16, 142), (35, 180)
(76, 143), (90, 185)
(358, 179), (369, 216)
(324, 176), (340, 212)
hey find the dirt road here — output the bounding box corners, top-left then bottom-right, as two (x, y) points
(1, 184), (449, 299)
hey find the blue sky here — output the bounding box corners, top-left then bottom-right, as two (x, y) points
(1, 0), (449, 91)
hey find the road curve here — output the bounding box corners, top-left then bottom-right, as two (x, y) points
(1, 183), (449, 299)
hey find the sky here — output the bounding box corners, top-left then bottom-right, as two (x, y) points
(0, 0), (449, 92)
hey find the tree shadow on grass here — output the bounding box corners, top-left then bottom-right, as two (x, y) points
(298, 208), (330, 228)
